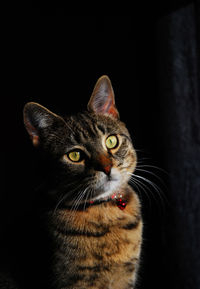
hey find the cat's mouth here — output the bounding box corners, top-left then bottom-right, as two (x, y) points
(90, 168), (123, 200)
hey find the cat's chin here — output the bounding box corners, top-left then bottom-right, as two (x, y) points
(94, 183), (120, 201)
(91, 168), (123, 201)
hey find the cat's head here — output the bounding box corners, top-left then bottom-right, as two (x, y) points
(23, 76), (137, 204)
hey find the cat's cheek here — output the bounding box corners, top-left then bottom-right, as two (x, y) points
(124, 150), (137, 172)
(93, 172), (107, 188)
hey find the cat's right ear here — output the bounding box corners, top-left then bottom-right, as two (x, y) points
(23, 102), (64, 146)
(87, 75), (119, 119)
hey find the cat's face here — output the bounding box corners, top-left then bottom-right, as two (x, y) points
(24, 76), (137, 204)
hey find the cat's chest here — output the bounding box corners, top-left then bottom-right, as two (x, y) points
(52, 193), (142, 263)
(49, 191), (142, 288)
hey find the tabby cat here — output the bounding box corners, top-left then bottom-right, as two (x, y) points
(23, 76), (143, 289)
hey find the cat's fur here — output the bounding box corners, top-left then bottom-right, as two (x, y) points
(22, 76), (142, 288)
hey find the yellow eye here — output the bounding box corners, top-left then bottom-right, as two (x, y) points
(105, 135), (118, 149)
(68, 151), (81, 162)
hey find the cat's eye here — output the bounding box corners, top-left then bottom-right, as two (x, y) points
(105, 135), (118, 149)
(68, 151), (81, 162)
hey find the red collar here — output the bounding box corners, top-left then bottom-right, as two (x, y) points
(90, 192), (127, 210)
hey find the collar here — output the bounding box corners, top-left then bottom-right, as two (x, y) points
(89, 192), (127, 210)
(62, 192), (127, 211)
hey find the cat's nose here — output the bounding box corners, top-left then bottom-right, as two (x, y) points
(95, 153), (112, 176)
(102, 164), (112, 176)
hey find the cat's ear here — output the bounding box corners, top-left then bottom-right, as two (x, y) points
(23, 102), (65, 146)
(87, 75), (119, 119)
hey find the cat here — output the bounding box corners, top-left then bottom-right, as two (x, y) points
(22, 75), (143, 289)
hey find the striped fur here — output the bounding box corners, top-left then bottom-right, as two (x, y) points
(23, 76), (143, 289)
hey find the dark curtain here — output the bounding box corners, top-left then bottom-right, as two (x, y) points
(155, 2), (200, 288)
(2, 1), (200, 289)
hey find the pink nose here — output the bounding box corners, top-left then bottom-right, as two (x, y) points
(96, 154), (112, 176)
(103, 164), (112, 176)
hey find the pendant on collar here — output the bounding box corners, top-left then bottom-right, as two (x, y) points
(111, 193), (127, 210)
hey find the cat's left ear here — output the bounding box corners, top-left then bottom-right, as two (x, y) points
(87, 75), (119, 119)
(23, 102), (65, 146)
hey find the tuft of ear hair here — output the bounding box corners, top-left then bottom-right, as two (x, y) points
(23, 102), (65, 146)
(87, 75), (119, 119)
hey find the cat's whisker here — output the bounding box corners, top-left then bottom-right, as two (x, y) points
(83, 187), (90, 211)
(65, 191), (84, 225)
(128, 178), (143, 203)
(62, 188), (87, 258)
(70, 189), (85, 213)
(53, 173), (96, 216)
(129, 176), (147, 195)
(136, 164), (168, 174)
(53, 182), (89, 215)
(135, 157), (151, 162)
(53, 188), (78, 215)
(128, 178), (142, 196)
(53, 194), (68, 215)
(70, 186), (89, 213)
(129, 176), (152, 206)
(128, 172), (166, 213)
(68, 188), (87, 223)
(135, 168), (165, 185)
(129, 173), (161, 194)
(69, 190), (84, 213)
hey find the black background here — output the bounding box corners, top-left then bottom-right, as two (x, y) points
(2, 1), (200, 288)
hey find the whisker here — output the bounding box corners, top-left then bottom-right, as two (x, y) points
(83, 187), (90, 211)
(67, 189), (86, 223)
(53, 180), (90, 215)
(135, 168), (166, 185)
(130, 173), (161, 194)
(128, 172), (167, 214)
(129, 177), (152, 206)
(136, 164), (168, 174)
